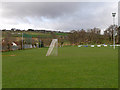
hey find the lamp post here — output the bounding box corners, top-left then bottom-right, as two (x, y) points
(22, 33), (23, 49)
(112, 13), (116, 49)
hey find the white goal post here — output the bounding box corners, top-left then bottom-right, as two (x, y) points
(46, 39), (58, 56)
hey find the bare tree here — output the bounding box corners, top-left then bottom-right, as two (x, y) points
(104, 25), (118, 44)
(2, 32), (15, 51)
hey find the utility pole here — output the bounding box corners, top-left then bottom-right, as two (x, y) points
(112, 13), (116, 49)
(22, 33), (23, 49)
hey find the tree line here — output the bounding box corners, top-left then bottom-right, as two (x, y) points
(1, 25), (120, 51)
(68, 25), (119, 45)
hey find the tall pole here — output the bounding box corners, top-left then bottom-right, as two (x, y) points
(112, 13), (116, 49)
(22, 33), (23, 49)
(113, 17), (115, 50)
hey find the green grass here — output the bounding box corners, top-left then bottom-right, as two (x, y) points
(2, 46), (118, 88)
(2, 31), (52, 38)
(55, 32), (68, 36)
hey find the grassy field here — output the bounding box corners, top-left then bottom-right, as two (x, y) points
(2, 46), (118, 88)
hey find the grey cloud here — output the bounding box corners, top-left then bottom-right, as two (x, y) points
(1, 2), (118, 32)
(2, 2), (81, 18)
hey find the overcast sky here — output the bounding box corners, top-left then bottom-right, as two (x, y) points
(0, 2), (118, 34)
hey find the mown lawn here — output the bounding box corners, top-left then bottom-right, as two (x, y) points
(2, 46), (118, 88)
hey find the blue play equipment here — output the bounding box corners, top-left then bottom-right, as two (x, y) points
(84, 45), (88, 47)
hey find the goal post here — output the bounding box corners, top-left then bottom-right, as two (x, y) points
(46, 39), (58, 56)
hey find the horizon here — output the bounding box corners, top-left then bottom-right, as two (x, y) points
(0, 2), (118, 34)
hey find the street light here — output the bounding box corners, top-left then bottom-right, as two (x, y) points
(112, 13), (116, 49)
